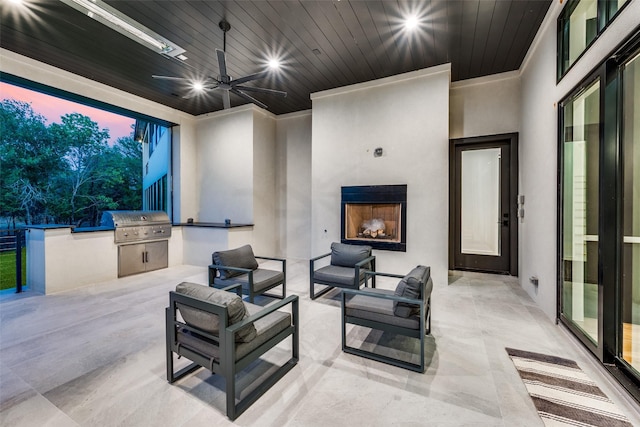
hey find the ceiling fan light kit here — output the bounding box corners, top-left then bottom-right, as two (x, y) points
(153, 19), (287, 111)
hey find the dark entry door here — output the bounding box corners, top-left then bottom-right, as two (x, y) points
(449, 134), (518, 275)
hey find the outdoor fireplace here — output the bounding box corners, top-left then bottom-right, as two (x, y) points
(341, 185), (407, 252)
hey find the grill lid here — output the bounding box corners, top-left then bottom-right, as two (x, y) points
(100, 210), (170, 228)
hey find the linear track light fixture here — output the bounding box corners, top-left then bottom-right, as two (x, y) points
(59, 0), (185, 57)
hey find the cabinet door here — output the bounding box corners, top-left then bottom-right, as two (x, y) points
(119, 244), (146, 277)
(144, 240), (168, 272)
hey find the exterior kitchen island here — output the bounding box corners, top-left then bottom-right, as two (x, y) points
(24, 221), (255, 295)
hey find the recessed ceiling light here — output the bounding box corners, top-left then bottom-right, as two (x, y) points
(268, 58), (281, 70)
(404, 15), (419, 31)
(9, 0), (24, 4)
(192, 81), (204, 91)
(176, 54), (188, 61)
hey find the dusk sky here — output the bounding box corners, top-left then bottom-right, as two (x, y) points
(0, 82), (136, 144)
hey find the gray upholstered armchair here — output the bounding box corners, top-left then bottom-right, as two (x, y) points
(209, 244), (286, 303)
(341, 265), (432, 372)
(166, 282), (299, 420)
(309, 242), (376, 300)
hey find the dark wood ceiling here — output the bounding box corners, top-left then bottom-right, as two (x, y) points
(1, 0), (551, 116)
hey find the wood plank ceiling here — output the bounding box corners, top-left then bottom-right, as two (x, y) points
(0, 0), (551, 116)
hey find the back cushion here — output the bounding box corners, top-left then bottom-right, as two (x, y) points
(330, 242), (372, 268)
(175, 282), (257, 342)
(212, 244), (259, 279)
(393, 265), (430, 317)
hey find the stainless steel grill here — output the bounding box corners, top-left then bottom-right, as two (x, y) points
(100, 210), (172, 244)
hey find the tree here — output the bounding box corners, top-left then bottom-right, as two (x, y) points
(49, 113), (115, 225)
(109, 135), (142, 211)
(0, 100), (64, 225)
(1, 100), (143, 228)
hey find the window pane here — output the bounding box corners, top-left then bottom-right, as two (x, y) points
(621, 52), (640, 372)
(607, 0), (629, 21)
(461, 148), (501, 256)
(559, 0), (599, 77)
(561, 79), (600, 344)
(569, 0), (598, 65)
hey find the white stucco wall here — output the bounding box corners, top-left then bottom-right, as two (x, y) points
(194, 106), (254, 223)
(172, 123), (198, 223)
(450, 71), (521, 139)
(252, 109), (278, 255)
(311, 65), (451, 287)
(275, 111), (313, 260)
(519, 0), (640, 320)
(181, 226), (253, 267)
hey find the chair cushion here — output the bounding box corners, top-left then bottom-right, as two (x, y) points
(176, 301), (292, 363)
(345, 288), (420, 330)
(212, 244), (259, 279)
(214, 268), (284, 293)
(393, 265), (430, 318)
(313, 264), (365, 287)
(330, 242), (372, 268)
(175, 282), (257, 342)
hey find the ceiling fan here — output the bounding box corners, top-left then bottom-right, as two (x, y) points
(152, 20), (287, 110)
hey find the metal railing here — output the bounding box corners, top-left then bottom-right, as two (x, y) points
(0, 229), (26, 293)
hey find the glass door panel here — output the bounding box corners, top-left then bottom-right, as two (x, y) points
(561, 79), (600, 345)
(461, 148), (501, 256)
(621, 53), (640, 372)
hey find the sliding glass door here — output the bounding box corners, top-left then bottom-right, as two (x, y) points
(560, 79), (601, 347)
(621, 52), (640, 374)
(559, 34), (640, 401)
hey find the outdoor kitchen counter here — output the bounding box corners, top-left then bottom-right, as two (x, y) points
(177, 222), (253, 228)
(25, 225), (117, 295)
(178, 223), (255, 266)
(26, 224), (115, 233)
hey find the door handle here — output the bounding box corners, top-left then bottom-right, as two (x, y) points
(145, 251), (149, 263)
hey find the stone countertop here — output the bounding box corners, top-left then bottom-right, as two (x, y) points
(176, 222), (253, 228)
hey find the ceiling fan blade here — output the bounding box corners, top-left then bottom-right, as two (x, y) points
(231, 88), (268, 110)
(222, 90), (231, 109)
(152, 75), (190, 82)
(234, 85), (287, 98)
(216, 49), (228, 78)
(231, 71), (268, 86)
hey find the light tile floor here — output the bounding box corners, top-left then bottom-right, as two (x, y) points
(1, 261), (639, 426)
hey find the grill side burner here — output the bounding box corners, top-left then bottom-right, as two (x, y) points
(100, 210), (172, 277)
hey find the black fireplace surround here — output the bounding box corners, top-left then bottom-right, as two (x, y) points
(341, 185), (407, 252)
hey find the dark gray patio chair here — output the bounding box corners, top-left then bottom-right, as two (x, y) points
(341, 265), (432, 372)
(166, 282), (299, 420)
(209, 244), (286, 303)
(309, 242), (376, 300)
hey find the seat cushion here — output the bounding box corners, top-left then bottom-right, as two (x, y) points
(175, 282), (257, 342)
(313, 264), (365, 287)
(214, 268), (284, 293)
(330, 242), (372, 268)
(176, 301), (292, 363)
(212, 244), (259, 279)
(345, 288), (420, 330)
(393, 265), (430, 318)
